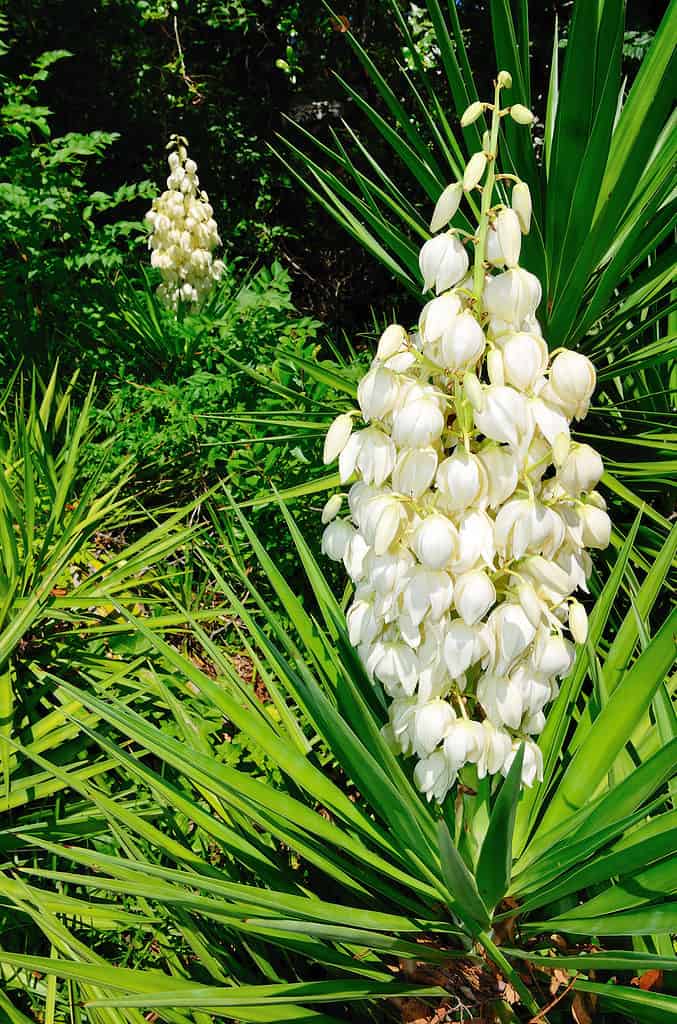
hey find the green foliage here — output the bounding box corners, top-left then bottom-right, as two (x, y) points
(0, 44), (154, 367)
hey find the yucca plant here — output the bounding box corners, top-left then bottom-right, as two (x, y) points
(274, 0), (676, 556)
(0, 367), (200, 839)
(1, 500), (674, 1022)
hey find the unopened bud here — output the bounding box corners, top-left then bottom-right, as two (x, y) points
(497, 70), (512, 89)
(510, 104), (535, 126)
(461, 101), (484, 127)
(321, 493), (343, 524)
(482, 131), (492, 153)
(376, 324), (408, 361)
(512, 181), (532, 234)
(569, 601), (589, 644)
(487, 348), (505, 386)
(496, 208), (522, 268)
(463, 152), (488, 191)
(463, 371), (484, 412)
(430, 182), (463, 232)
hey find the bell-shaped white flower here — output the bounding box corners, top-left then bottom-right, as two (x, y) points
(392, 390), (446, 447)
(440, 310), (486, 370)
(376, 324), (408, 361)
(548, 350), (596, 420)
(531, 630), (574, 679)
(578, 503), (611, 549)
(366, 546), (415, 596)
(436, 447), (484, 512)
(495, 497), (565, 560)
(476, 445), (519, 508)
(484, 267), (542, 325)
(371, 641), (419, 696)
(454, 569), (496, 625)
(569, 600), (589, 643)
(343, 530), (369, 582)
(531, 396), (571, 450)
(503, 739), (543, 787)
(474, 385), (533, 449)
(413, 514), (459, 570)
(360, 492), (408, 555)
(419, 234), (469, 294)
(486, 224), (505, 268)
(403, 567), (454, 626)
(498, 332), (548, 391)
(413, 699), (456, 757)
(341, 427), (396, 487)
(414, 749), (456, 802)
(558, 444), (604, 496)
(323, 413), (354, 464)
(321, 520), (355, 562)
(389, 697), (417, 754)
(451, 510), (496, 574)
(392, 447), (438, 499)
(420, 292), (462, 345)
(443, 719), (485, 770)
(482, 603), (536, 676)
(478, 672), (525, 730)
(477, 721), (513, 778)
(443, 619), (484, 678)
(357, 366), (400, 422)
(346, 599), (380, 647)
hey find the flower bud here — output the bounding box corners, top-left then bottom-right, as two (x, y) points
(460, 101), (484, 127)
(321, 493), (343, 524)
(454, 569), (496, 625)
(578, 504), (611, 549)
(496, 208), (522, 268)
(497, 70), (513, 89)
(569, 600), (588, 644)
(430, 181), (463, 232)
(510, 104), (535, 125)
(463, 371), (484, 412)
(376, 324), (408, 361)
(323, 413), (354, 464)
(463, 151), (488, 191)
(487, 347), (505, 386)
(511, 181), (532, 233)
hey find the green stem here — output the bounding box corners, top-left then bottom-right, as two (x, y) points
(479, 930), (545, 1020)
(472, 81), (503, 314)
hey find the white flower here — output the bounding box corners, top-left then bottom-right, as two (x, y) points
(414, 749), (456, 802)
(476, 445), (519, 508)
(558, 444), (604, 496)
(444, 719), (485, 770)
(392, 390), (446, 447)
(443, 619), (483, 677)
(389, 697), (417, 754)
(483, 603), (536, 676)
(484, 268), (542, 324)
(474, 385), (533, 449)
(477, 672), (525, 730)
(357, 366), (400, 421)
(413, 700), (456, 756)
(371, 642), (419, 696)
(420, 291), (462, 344)
(440, 311), (486, 370)
(454, 570), (496, 625)
(503, 739), (543, 787)
(346, 599), (379, 646)
(360, 492), (408, 555)
(419, 234), (469, 293)
(498, 332), (548, 391)
(568, 600), (589, 643)
(376, 324), (408, 361)
(346, 428), (396, 487)
(392, 447), (438, 498)
(451, 510), (495, 573)
(549, 350), (596, 420)
(403, 567), (454, 626)
(436, 447), (484, 512)
(321, 520), (354, 561)
(531, 631), (574, 678)
(495, 498), (565, 560)
(323, 413), (354, 464)
(343, 531), (370, 582)
(477, 722), (513, 778)
(463, 151), (487, 191)
(413, 514), (459, 570)
(578, 503), (611, 549)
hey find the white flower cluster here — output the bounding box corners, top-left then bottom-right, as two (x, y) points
(320, 76), (610, 802)
(145, 135), (224, 311)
